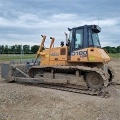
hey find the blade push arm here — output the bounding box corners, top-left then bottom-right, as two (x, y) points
(36, 35), (46, 58)
(50, 37), (55, 48)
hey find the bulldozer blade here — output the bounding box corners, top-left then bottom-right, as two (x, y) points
(1, 63), (13, 82)
(1, 62), (32, 82)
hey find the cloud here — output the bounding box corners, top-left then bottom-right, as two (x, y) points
(0, 0), (120, 47)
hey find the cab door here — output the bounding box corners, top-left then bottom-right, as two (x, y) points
(70, 27), (88, 62)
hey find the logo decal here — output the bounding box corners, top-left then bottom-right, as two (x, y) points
(71, 51), (88, 58)
(51, 53), (59, 56)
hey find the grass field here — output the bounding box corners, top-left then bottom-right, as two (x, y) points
(0, 54), (36, 61)
(0, 53), (120, 61)
(109, 53), (120, 58)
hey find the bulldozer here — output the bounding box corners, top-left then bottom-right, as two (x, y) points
(1, 25), (115, 96)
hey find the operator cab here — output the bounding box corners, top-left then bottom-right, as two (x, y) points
(68, 25), (101, 52)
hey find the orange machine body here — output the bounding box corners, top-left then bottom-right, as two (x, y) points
(36, 25), (110, 67)
(39, 46), (110, 66)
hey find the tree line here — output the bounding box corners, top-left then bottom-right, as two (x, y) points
(0, 45), (39, 54)
(0, 45), (120, 54)
(102, 46), (120, 53)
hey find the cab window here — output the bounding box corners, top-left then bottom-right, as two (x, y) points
(75, 29), (83, 49)
(88, 29), (93, 46)
(92, 33), (101, 47)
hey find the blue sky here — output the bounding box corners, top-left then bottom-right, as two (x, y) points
(0, 0), (120, 47)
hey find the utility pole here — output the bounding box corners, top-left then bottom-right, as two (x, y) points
(21, 44), (23, 60)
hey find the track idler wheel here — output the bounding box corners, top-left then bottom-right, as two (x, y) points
(86, 72), (104, 90)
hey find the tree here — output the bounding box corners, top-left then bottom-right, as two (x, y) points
(116, 46), (120, 53)
(0, 45), (2, 53)
(23, 45), (30, 54)
(1, 45), (4, 53)
(4, 45), (9, 54)
(31, 45), (39, 53)
(103, 46), (117, 53)
(16, 45), (22, 54)
(0, 45), (5, 54)
(11, 45), (15, 54)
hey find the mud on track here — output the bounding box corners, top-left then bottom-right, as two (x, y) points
(0, 59), (120, 120)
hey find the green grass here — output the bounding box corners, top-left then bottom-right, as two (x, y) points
(109, 53), (120, 58)
(0, 54), (36, 61)
(0, 53), (120, 61)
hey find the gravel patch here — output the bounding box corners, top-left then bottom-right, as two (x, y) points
(0, 60), (120, 120)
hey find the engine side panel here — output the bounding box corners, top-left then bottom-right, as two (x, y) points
(70, 48), (110, 63)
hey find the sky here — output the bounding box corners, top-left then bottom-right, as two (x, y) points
(0, 0), (120, 47)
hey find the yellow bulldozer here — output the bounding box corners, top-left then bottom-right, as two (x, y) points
(1, 25), (115, 96)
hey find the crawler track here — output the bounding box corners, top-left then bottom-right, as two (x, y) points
(28, 65), (110, 87)
(27, 65), (112, 97)
(108, 65), (115, 81)
(109, 82), (120, 86)
(22, 82), (110, 98)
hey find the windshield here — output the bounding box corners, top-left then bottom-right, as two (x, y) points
(92, 32), (101, 47)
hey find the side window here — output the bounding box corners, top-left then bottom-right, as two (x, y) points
(88, 29), (93, 46)
(75, 29), (83, 49)
(92, 33), (100, 46)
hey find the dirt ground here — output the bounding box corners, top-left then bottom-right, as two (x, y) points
(0, 59), (120, 120)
